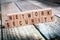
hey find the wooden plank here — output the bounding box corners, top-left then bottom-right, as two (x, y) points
(18, 25), (45, 40)
(3, 29), (7, 40)
(35, 22), (60, 40)
(14, 28), (21, 40)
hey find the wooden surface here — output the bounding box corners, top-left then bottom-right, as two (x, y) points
(1, 3), (21, 14)
(15, 1), (41, 12)
(2, 25), (45, 40)
(1, 1), (60, 40)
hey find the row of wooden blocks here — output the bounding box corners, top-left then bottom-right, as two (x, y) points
(4, 8), (55, 28)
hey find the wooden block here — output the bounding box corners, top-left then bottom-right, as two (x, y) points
(23, 13), (29, 20)
(15, 14), (19, 20)
(42, 17), (48, 23)
(28, 18), (34, 25)
(42, 16), (55, 23)
(46, 16), (51, 22)
(21, 12), (33, 21)
(48, 10), (52, 16)
(8, 14), (19, 21)
(13, 14), (20, 20)
(39, 17), (43, 23)
(13, 15), (16, 20)
(47, 16), (55, 22)
(34, 17), (39, 24)
(39, 10), (44, 17)
(5, 20), (13, 28)
(9, 20), (13, 28)
(27, 11), (33, 19)
(17, 14), (21, 20)
(33, 10), (40, 18)
(42, 16), (51, 23)
(12, 14), (19, 20)
(38, 10), (41, 17)
(20, 13), (26, 20)
(13, 20), (19, 27)
(18, 19), (26, 26)
(44, 9), (52, 16)
(7, 15), (13, 20)
(5, 20), (9, 28)
(43, 16), (49, 22)
(22, 11), (33, 19)
(24, 19), (28, 25)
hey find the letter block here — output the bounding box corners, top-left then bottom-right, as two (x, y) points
(34, 17), (39, 24)
(20, 13), (29, 20)
(44, 9), (52, 16)
(13, 20), (19, 27)
(47, 16), (55, 22)
(7, 15), (13, 20)
(28, 18), (34, 25)
(27, 12), (33, 19)
(33, 10), (40, 18)
(19, 19), (26, 26)
(39, 17), (43, 23)
(5, 20), (13, 28)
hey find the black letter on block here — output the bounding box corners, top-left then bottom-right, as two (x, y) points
(9, 16), (12, 20)
(28, 14), (31, 18)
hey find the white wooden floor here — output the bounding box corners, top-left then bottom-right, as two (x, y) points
(36, 22), (60, 40)
(2, 25), (45, 40)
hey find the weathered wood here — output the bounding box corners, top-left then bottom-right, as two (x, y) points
(2, 25), (45, 40)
